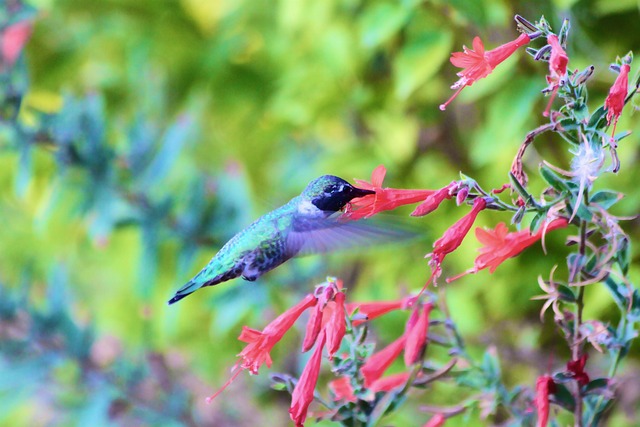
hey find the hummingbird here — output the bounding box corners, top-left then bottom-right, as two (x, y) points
(168, 174), (405, 305)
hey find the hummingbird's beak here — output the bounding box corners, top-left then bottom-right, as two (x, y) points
(351, 186), (376, 199)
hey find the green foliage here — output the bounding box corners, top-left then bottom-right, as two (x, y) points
(1, 0), (640, 425)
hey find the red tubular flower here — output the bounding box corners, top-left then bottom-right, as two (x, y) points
(535, 375), (556, 427)
(237, 294), (317, 375)
(450, 218), (569, 281)
(404, 303), (433, 366)
(547, 35), (569, 83)
(347, 300), (400, 324)
(1, 21), (32, 68)
(343, 165), (436, 220)
(427, 198), (487, 275)
(361, 335), (407, 388)
(543, 34), (569, 117)
(302, 304), (324, 352)
(328, 376), (357, 403)
(369, 371), (411, 392)
(347, 295), (416, 326)
(324, 292), (346, 359)
(423, 414), (447, 427)
(289, 332), (326, 427)
(440, 33), (531, 111)
(411, 182), (457, 217)
(567, 354), (590, 387)
(604, 63), (630, 139)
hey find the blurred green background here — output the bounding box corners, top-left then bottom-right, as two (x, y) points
(1, 0), (640, 425)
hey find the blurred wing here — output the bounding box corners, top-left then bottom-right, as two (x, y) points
(287, 216), (418, 257)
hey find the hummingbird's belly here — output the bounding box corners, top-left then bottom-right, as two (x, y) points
(239, 237), (288, 281)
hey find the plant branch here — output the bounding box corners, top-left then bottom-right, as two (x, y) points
(571, 218), (588, 427)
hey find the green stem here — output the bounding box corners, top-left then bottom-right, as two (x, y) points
(572, 219), (588, 427)
(588, 313), (627, 425)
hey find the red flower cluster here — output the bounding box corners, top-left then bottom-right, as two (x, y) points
(343, 165), (436, 220)
(543, 34), (569, 117)
(289, 281), (348, 426)
(330, 302), (433, 401)
(449, 218), (569, 281)
(301, 283), (346, 359)
(207, 279), (349, 427)
(604, 63), (631, 140)
(440, 33), (531, 111)
(361, 304), (433, 392)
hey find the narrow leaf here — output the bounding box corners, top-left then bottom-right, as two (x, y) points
(587, 106), (607, 130)
(539, 164), (570, 192)
(589, 190), (623, 209)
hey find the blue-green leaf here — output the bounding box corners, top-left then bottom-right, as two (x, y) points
(589, 190), (623, 209)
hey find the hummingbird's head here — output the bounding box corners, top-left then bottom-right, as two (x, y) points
(302, 175), (375, 212)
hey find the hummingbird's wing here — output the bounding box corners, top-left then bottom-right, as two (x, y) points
(287, 215), (418, 256)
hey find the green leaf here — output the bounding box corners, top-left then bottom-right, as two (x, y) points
(584, 253), (598, 273)
(557, 128), (581, 144)
(587, 106), (607, 130)
(551, 383), (576, 412)
(539, 163), (570, 192)
(589, 190), (623, 209)
(394, 31), (453, 99)
(568, 200), (593, 221)
(509, 172), (534, 201)
(567, 253), (587, 276)
(571, 102), (590, 123)
(136, 117), (192, 191)
(557, 285), (576, 303)
(359, 2), (409, 48)
(583, 378), (609, 394)
(553, 371), (575, 383)
(594, 0), (639, 16)
(471, 78), (541, 166)
(14, 143), (31, 197)
(448, 0), (488, 26)
(559, 118), (580, 131)
(584, 396), (613, 427)
(507, 385), (524, 404)
(603, 277), (628, 311)
(628, 292), (640, 323)
(616, 237), (630, 275)
(481, 348), (501, 383)
(366, 389), (405, 427)
(618, 321), (638, 357)
(529, 211), (546, 233)
(612, 130), (632, 144)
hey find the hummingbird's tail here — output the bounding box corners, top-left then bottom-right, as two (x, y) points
(167, 265), (244, 305)
(167, 280), (202, 305)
